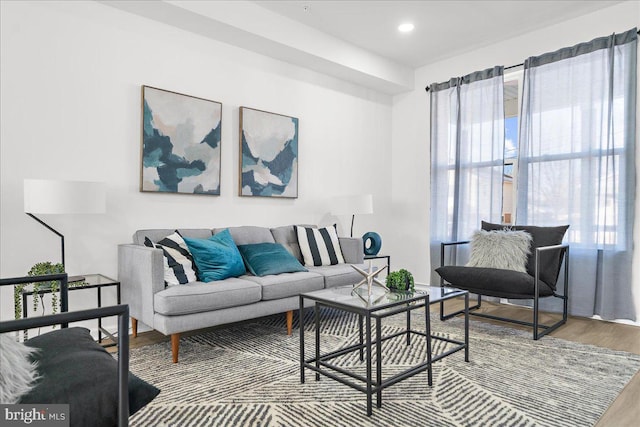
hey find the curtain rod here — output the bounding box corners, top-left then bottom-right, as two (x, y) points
(424, 62), (522, 92)
(424, 29), (640, 92)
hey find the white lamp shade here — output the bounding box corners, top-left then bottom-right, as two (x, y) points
(24, 179), (106, 214)
(332, 194), (373, 216)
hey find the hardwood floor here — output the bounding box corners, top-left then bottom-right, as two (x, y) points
(119, 300), (640, 426)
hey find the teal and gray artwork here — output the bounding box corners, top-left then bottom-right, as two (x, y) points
(141, 86), (221, 195)
(240, 107), (298, 198)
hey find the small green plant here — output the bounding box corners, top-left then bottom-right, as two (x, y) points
(386, 269), (415, 292)
(14, 262), (86, 320)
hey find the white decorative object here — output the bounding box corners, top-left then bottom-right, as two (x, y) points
(351, 260), (388, 295)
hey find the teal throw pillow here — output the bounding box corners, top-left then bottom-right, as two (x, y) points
(238, 243), (308, 277)
(183, 229), (246, 282)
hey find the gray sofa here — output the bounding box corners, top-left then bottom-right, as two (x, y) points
(118, 225), (365, 363)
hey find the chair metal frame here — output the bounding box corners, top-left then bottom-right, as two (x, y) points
(438, 241), (570, 340)
(0, 273), (130, 426)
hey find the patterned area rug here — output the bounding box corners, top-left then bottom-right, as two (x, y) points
(130, 309), (640, 426)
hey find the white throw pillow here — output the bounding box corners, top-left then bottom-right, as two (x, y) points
(295, 225), (345, 267)
(144, 231), (198, 285)
(0, 334), (39, 404)
(466, 229), (532, 273)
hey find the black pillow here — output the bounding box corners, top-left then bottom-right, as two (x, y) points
(481, 221), (569, 288)
(21, 327), (159, 427)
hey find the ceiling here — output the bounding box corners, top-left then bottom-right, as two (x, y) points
(103, 0), (627, 94)
(255, 1), (624, 68)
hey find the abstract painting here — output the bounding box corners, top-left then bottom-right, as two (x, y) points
(141, 86), (222, 195)
(239, 107), (298, 198)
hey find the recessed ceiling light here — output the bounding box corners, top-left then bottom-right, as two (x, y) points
(398, 23), (414, 33)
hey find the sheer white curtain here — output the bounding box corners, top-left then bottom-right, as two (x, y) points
(430, 67), (505, 283)
(517, 28), (637, 320)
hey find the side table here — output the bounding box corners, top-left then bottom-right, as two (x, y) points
(364, 254), (390, 271)
(21, 273), (121, 346)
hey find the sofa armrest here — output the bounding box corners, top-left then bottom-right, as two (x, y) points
(118, 244), (164, 328)
(339, 237), (364, 264)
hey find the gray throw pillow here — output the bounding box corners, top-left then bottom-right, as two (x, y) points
(466, 229), (532, 272)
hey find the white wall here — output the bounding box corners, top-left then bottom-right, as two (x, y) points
(3, 0), (639, 326)
(390, 1), (640, 321)
(0, 1), (392, 321)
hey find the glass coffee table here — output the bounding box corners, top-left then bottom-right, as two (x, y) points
(299, 283), (469, 416)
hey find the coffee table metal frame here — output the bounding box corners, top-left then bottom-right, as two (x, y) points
(299, 284), (469, 416)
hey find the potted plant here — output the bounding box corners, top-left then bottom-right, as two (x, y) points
(14, 262), (86, 320)
(386, 269), (415, 293)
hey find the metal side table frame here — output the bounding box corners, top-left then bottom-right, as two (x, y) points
(21, 273), (121, 346)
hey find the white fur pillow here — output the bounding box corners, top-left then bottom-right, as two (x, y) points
(466, 229), (532, 272)
(0, 334), (40, 403)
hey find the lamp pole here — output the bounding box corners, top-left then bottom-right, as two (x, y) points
(350, 214), (355, 238)
(26, 213), (65, 267)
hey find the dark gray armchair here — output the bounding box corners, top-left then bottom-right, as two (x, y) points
(0, 273), (159, 427)
(436, 221), (570, 339)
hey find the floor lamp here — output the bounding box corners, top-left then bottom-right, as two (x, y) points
(332, 194), (373, 237)
(24, 179), (106, 268)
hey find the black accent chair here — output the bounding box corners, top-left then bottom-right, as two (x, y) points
(0, 273), (159, 427)
(436, 221), (570, 340)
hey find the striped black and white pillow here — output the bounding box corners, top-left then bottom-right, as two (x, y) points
(295, 225), (345, 267)
(144, 231), (198, 285)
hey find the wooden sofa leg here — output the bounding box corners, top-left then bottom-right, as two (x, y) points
(131, 317), (138, 338)
(286, 310), (293, 336)
(171, 333), (180, 363)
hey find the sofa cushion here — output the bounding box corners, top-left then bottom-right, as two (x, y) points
(242, 271), (324, 300)
(133, 229), (212, 246)
(436, 265), (554, 299)
(154, 277), (262, 315)
(22, 327), (159, 426)
(144, 231), (198, 285)
(238, 243), (307, 276)
(295, 225), (345, 267)
(481, 221), (568, 288)
(217, 226), (275, 245)
(307, 263), (368, 289)
(184, 229), (246, 282)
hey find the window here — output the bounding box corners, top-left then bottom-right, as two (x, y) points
(502, 75), (521, 224)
